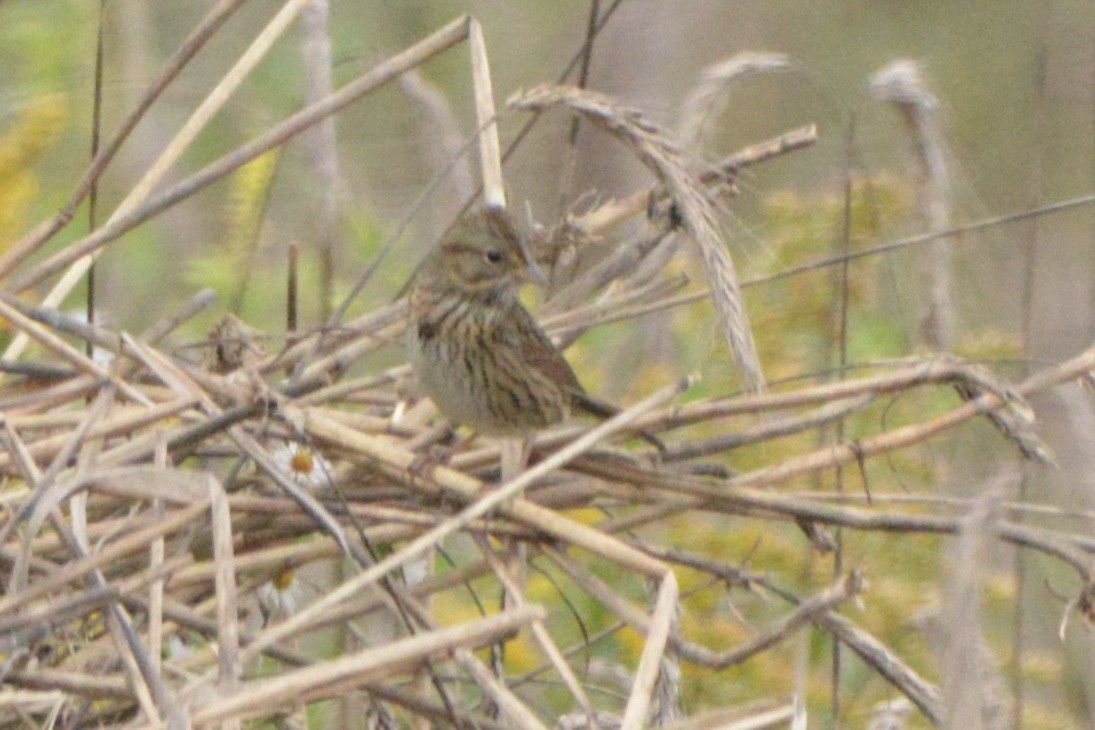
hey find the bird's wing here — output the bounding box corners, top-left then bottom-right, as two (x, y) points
(508, 303), (666, 451)
(508, 302), (586, 394)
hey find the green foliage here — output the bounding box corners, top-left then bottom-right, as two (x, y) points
(332, 208), (395, 311)
(186, 150), (281, 319)
(0, 97), (69, 249)
(0, 0), (94, 89)
(0, 1), (88, 245)
(749, 177), (911, 374)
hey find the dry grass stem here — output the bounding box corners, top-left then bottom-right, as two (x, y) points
(872, 60), (955, 348)
(573, 124), (817, 237)
(819, 610), (941, 723)
(678, 52), (792, 152)
(177, 606), (545, 728)
(508, 84), (766, 392)
(619, 572), (679, 729)
(469, 18), (506, 210)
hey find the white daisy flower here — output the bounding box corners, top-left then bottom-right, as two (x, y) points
(257, 568), (303, 622)
(271, 441), (333, 490)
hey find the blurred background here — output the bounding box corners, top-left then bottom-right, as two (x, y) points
(2, 1), (1094, 727)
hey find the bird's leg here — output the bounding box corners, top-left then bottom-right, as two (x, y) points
(406, 423), (480, 480)
(501, 437), (535, 476)
(498, 438), (528, 595)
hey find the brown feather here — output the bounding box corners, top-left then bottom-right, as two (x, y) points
(408, 208), (664, 450)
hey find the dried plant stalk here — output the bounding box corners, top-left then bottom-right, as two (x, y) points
(508, 84), (766, 392)
(678, 52), (792, 151)
(872, 59), (955, 349)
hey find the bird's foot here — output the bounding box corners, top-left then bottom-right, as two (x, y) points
(407, 442), (454, 481)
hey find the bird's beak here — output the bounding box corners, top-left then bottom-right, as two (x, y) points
(517, 238), (548, 286)
(522, 259), (548, 286)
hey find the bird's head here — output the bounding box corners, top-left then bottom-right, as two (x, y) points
(421, 208), (545, 295)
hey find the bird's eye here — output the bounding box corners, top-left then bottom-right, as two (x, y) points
(485, 250), (504, 264)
